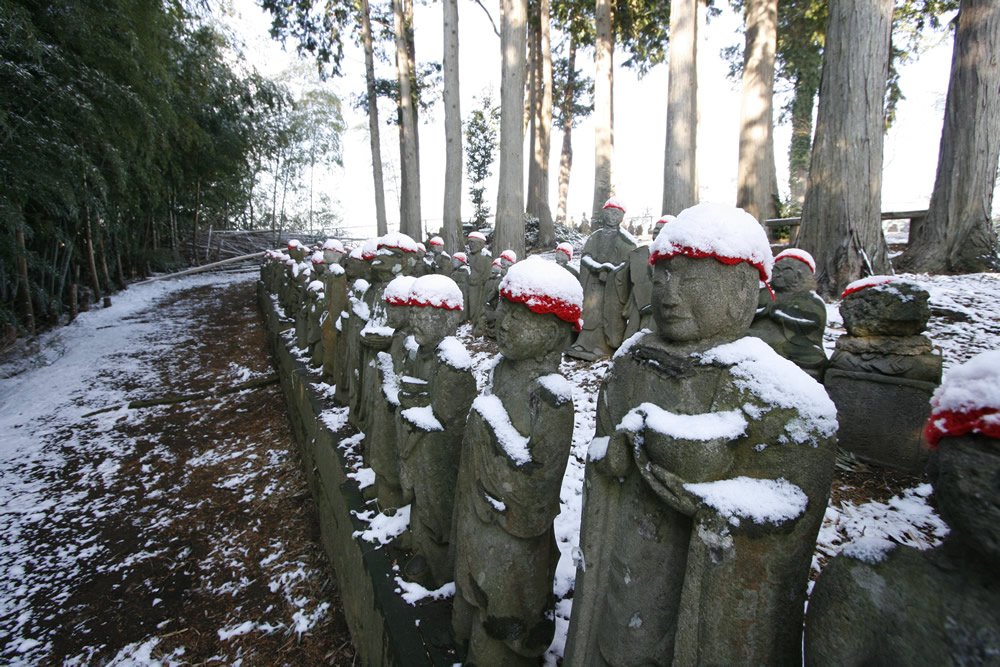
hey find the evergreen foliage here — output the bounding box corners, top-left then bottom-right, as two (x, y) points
(464, 92), (500, 229)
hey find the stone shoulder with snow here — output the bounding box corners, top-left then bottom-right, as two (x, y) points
(565, 203), (838, 667)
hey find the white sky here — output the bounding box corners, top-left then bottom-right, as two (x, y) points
(221, 0), (971, 240)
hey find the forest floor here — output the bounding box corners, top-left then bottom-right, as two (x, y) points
(0, 272), (355, 665)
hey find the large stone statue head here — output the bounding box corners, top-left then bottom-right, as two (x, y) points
(407, 275), (464, 347)
(602, 197), (626, 229)
(496, 256), (583, 363)
(344, 246), (371, 282)
(322, 238), (346, 266)
(839, 277), (930, 337)
(467, 231), (487, 255)
(925, 350), (1000, 561)
(310, 251), (327, 277)
(384, 275), (416, 330)
(771, 249), (817, 294)
(372, 233), (420, 282)
(648, 203), (773, 344)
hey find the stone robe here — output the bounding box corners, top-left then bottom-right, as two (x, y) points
(573, 228), (636, 357)
(467, 248), (493, 329)
(565, 334), (836, 666)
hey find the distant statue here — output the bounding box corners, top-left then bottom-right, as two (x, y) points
(453, 256), (582, 666)
(396, 275), (477, 587)
(321, 240), (348, 381)
(806, 350), (1000, 665)
(748, 248), (829, 379)
(566, 198), (637, 360)
(579, 212), (591, 235)
(554, 242), (579, 279)
(623, 215), (671, 341)
(429, 236), (452, 276)
(335, 245), (373, 406)
(466, 231), (493, 331)
(564, 203), (838, 666)
(450, 252), (471, 318)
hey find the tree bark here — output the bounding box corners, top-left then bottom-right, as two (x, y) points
(361, 0), (389, 236)
(393, 0), (422, 240)
(495, 0), (528, 260)
(797, 0), (893, 297)
(662, 0), (698, 215)
(84, 199), (103, 302)
(736, 0), (778, 225)
(591, 0), (614, 219)
(556, 37), (578, 226)
(787, 69), (817, 213)
(535, 0), (555, 245)
(442, 0), (463, 252)
(192, 177), (201, 266)
(897, 0), (1000, 274)
(14, 222), (35, 336)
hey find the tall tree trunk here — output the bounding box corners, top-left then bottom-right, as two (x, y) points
(736, 0), (778, 226)
(787, 69), (818, 213)
(898, 0), (1000, 274)
(591, 0), (614, 219)
(662, 0), (699, 215)
(535, 0), (555, 245)
(442, 0), (463, 252)
(556, 35), (577, 225)
(192, 177), (201, 265)
(495, 0), (528, 260)
(394, 0), (421, 239)
(797, 0), (892, 297)
(14, 222), (34, 336)
(361, 0), (389, 236)
(527, 17), (539, 218)
(84, 199), (103, 302)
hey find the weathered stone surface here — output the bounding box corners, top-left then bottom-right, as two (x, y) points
(841, 281), (930, 336)
(466, 236), (493, 329)
(805, 434), (1000, 664)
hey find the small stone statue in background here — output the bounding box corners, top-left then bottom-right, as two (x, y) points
(566, 197), (636, 360)
(748, 248), (829, 379)
(473, 258), (503, 338)
(466, 231), (493, 330)
(368, 275), (416, 511)
(450, 252), (471, 319)
(428, 236), (452, 276)
(824, 276), (942, 472)
(335, 244), (373, 406)
(396, 275), (476, 587)
(623, 215), (670, 341)
(305, 277), (325, 366)
(806, 349), (1000, 665)
(452, 256), (582, 666)
(554, 242), (579, 279)
(565, 203), (837, 666)
(321, 240), (348, 381)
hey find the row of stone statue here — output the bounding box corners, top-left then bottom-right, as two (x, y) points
(259, 201), (999, 665)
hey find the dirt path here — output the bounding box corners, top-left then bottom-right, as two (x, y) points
(0, 274), (355, 664)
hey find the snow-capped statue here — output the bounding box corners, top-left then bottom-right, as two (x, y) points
(623, 214), (671, 340)
(748, 248), (829, 379)
(806, 349), (1000, 664)
(564, 203), (838, 666)
(554, 242), (579, 279)
(334, 245), (372, 406)
(452, 256), (582, 666)
(450, 252), (471, 313)
(566, 197), (637, 360)
(395, 275), (476, 588)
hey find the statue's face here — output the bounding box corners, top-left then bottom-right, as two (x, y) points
(468, 238), (485, 253)
(603, 207), (625, 229)
(652, 255), (757, 342)
(771, 258), (811, 293)
(497, 300), (558, 361)
(932, 435), (1000, 561)
(555, 252), (568, 266)
(386, 303), (409, 330)
(345, 257), (368, 280)
(372, 250), (406, 282)
(410, 306), (457, 347)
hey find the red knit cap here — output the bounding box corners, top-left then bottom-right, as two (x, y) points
(407, 274), (464, 311)
(774, 248), (816, 274)
(841, 275), (894, 299)
(924, 350), (1000, 449)
(499, 256), (584, 332)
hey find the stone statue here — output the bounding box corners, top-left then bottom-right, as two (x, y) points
(355, 233), (420, 433)
(368, 275), (416, 511)
(564, 203), (838, 666)
(450, 252), (471, 319)
(466, 231), (493, 330)
(396, 275), (477, 587)
(473, 259), (504, 338)
(320, 241), (348, 381)
(334, 246), (372, 406)
(452, 256), (582, 666)
(429, 236), (452, 276)
(413, 242), (435, 277)
(566, 198), (637, 360)
(748, 248), (829, 379)
(805, 350), (1000, 665)
(554, 242), (580, 280)
(305, 278), (325, 366)
(622, 215), (670, 341)
(824, 276), (942, 472)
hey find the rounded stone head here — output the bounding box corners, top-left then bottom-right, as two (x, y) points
(648, 203), (773, 344)
(771, 256), (816, 294)
(602, 198), (626, 229)
(555, 243), (572, 267)
(467, 232), (487, 255)
(407, 275), (464, 347)
(931, 434), (1000, 561)
(840, 279), (930, 336)
(496, 255), (583, 360)
(497, 300), (570, 361)
(384, 275), (416, 330)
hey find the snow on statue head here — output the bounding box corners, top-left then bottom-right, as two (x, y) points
(839, 276), (930, 337)
(647, 203), (773, 343)
(772, 249), (817, 295)
(384, 274), (416, 330)
(407, 274), (464, 347)
(498, 256), (583, 361)
(372, 232), (419, 281)
(602, 197), (626, 228)
(555, 242), (573, 265)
